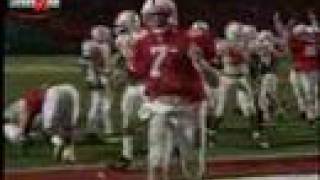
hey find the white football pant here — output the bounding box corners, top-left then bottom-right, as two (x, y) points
(258, 73), (278, 124)
(290, 70), (319, 120)
(144, 98), (207, 180)
(121, 84), (145, 160)
(42, 84), (79, 161)
(214, 75), (256, 118)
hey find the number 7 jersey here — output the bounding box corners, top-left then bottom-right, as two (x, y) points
(128, 28), (215, 103)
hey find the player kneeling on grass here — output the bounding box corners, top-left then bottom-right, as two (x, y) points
(4, 84), (80, 163)
(129, 0), (215, 179)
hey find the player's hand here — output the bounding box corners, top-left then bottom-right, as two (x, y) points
(273, 12), (280, 22)
(188, 44), (203, 60)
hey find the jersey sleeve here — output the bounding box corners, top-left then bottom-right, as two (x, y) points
(23, 89), (45, 116)
(188, 31), (216, 64)
(289, 36), (304, 53)
(128, 38), (151, 80)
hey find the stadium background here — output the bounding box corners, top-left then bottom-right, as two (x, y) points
(5, 0), (320, 54)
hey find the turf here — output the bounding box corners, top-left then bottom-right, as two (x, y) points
(4, 55), (319, 169)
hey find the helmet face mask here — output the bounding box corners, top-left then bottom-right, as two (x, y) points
(258, 30), (274, 45)
(191, 20), (210, 32)
(113, 25), (129, 36)
(241, 25), (257, 41)
(114, 10), (140, 36)
(144, 11), (170, 28)
(225, 21), (243, 41)
(141, 0), (177, 28)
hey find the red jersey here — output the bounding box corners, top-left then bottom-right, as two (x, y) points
(187, 28), (216, 63)
(23, 88), (46, 118)
(289, 33), (320, 71)
(129, 28), (215, 103)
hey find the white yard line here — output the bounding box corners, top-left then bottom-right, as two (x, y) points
(219, 174), (319, 180)
(4, 66), (80, 73)
(211, 152), (319, 161)
(5, 164), (107, 173)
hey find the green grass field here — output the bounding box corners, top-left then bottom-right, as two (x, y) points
(4, 55), (319, 169)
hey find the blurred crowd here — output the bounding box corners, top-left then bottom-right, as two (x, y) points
(5, 0), (320, 53)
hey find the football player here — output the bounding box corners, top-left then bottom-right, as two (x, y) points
(113, 10), (145, 167)
(130, 0), (215, 179)
(274, 12), (319, 126)
(252, 30), (286, 131)
(307, 11), (320, 119)
(188, 20), (221, 146)
(4, 84), (80, 162)
(80, 25), (113, 135)
(211, 21), (265, 147)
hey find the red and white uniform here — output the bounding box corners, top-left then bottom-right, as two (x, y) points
(289, 32), (320, 120)
(129, 28), (215, 103)
(290, 34), (319, 71)
(214, 39), (256, 118)
(4, 88), (45, 142)
(4, 84), (80, 162)
(129, 27), (214, 179)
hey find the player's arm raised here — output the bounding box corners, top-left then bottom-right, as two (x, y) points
(273, 12), (286, 39)
(308, 10), (319, 30)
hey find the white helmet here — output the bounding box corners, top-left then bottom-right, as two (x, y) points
(257, 30), (274, 42)
(114, 10), (141, 35)
(91, 25), (112, 42)
(191, 20), (210, 31)
(292, 24), (308, 36)
(241, 24), (257, 40)
(141, 0), (178, 27)
(225, 21), (243, 41)
(306, 25), (320, 33)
